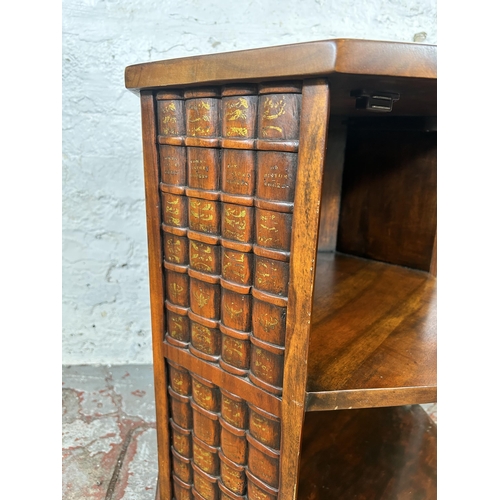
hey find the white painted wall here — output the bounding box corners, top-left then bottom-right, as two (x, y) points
(62, 0), (437, 364)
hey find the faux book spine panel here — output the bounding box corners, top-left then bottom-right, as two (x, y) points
(156, 82), (302, 499)
(167, 363), (282, 499)
(158, 83), (301, 395)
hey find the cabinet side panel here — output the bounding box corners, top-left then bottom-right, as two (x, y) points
(337, 128), (437, 271)
(279, 79), (330, 500)
(317, 119), (347, 252)
(140, 91), (172, 499)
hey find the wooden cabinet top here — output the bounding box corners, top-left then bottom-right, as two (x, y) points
(125, 39), (436, 90)
(125, 39), (436, 116)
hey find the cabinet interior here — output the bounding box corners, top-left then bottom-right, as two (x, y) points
(306, 114), (437, 412)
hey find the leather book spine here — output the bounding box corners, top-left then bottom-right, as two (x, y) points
(221, 148), (256, 207)
(159, 144), (187, 193)
(221, 85), (258, 150)
(255, 150), (297, 211)
(185, 88), (220, 148)
(157, 90), (186, 145)
(256, 83), (302, 152)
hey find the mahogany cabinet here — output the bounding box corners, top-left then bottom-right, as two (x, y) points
(125, 39), (437, 499)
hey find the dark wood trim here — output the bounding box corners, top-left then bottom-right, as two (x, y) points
(163, 342), (281, 417)
(125, 39), (436, 92)
(279, 79), (330, 500)
(140, 91), (172, 500)
(317, 118), (347, 251)
(430, 233), (437, 276)
(306, 386), (437, 411)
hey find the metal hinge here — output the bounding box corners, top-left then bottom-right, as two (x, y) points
(350, 90), (400, 113)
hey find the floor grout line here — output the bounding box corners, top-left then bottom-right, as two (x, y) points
(104, 427), (135, 500)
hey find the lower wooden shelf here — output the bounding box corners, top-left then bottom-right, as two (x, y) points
(298, 405), (437, 499)
(157, 405), (436, 499)
(306, 252), (436, 411)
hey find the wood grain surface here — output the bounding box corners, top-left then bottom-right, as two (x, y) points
(337, 128), (437, 271)
(317, 119), (347, 251)
(306, 252), (436, 410)
(279, 79), (330, 500)
(125, 39), (436, 91)
(298, 405), (437, 499)
(140, 91), (172, 499)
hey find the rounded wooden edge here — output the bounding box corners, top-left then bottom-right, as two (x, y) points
(185, 187), (221, 201)
(247, 402), (280, 421)
(251, 332), (285, 351)
(192, 489), (206, 500)
(247, 433), (281, 458)
(191, 371), (217, 388)
(217, 478), (246, 499)
(160, 182), (186, 195)
(220, 238), (253, 253)
(220, 279), (252, 294)
(165, 300), (189, 316)
(254, 198), (294, 213)
(158, 135), (185, 146)
(220, 387), (245, 402)
(162, 223), (188, 236)
(166, 335), (190, 348)
(248, 372), (283, 397)
(246, 469), (279, 495)
(168, 386), (191, 403)
(218, 450), (246, 471)
(156, 90), (184, 99)
(192, 462), (219, 483)
(187, 230), (220, 245)
(188, 267), (221, 284)
(219, 416), (247, 437)
(250, 335), (285, 355)
(220, 193), (254, 206)
(185, 136), (221, 148)
(219, 358), (249, 377)
(188, 309), (220, 329)
(171, 446), (192, 464)
(192, 433), (219, 454)
(184, 87), (220, 98)
(191, 485), (206, 500)
(219, 415), (246, 437)
(252, 245), (290, 262)
(164, 260), (189, 273)
(170, 418), (192, 436)
(126, 40), (436, 91)
(220, 137), (256, 150)
(191, 400), (220, 421)
(258, 81), (302, 94)
(172, 473), (192, 490)
(220, 323), (251, 340)
(305, 386), (438, 412)
(188, 344), (221, 363)
(251, 288), (288, 307)
(255, 139), (299, 152)
(221, 84), (258, 96)
(166, 358), (190, 373)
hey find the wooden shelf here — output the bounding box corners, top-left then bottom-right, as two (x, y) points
(306, 252), (436, 411)
(298, 405), (437, 499)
